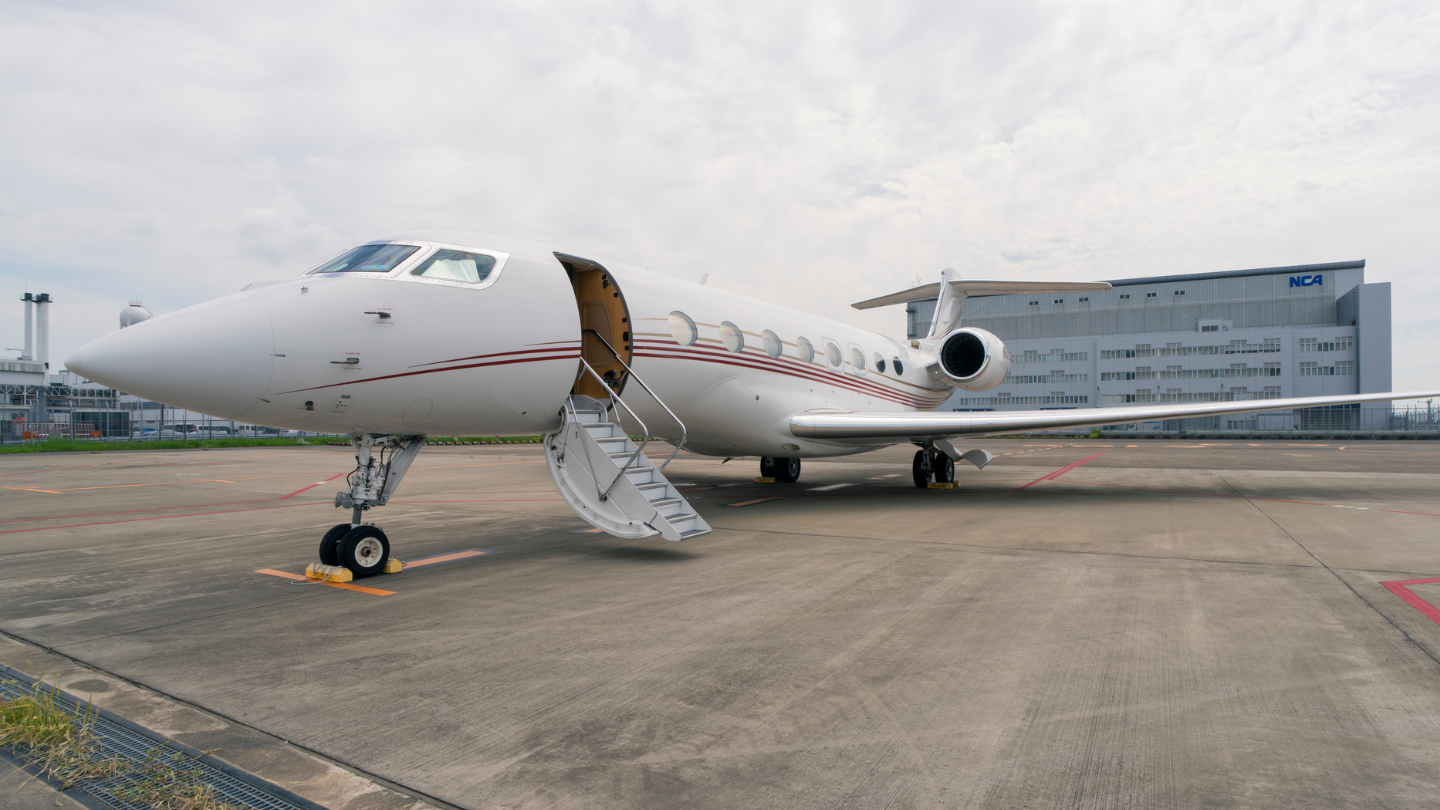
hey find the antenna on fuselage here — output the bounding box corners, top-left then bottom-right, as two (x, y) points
(698, 273), (709, 286)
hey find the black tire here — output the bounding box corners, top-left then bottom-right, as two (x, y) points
(912, 449), (930, 488)
(338, 525), (390, 578)
(759, 457), (777, 478)
(933, 452), (956, 484)
(318, 524), (351, 566)
(775, 457), (802, 483)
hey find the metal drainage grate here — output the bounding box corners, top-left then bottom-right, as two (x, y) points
(0, 676), (314, 810)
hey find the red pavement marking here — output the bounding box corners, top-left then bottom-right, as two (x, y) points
(1068, 481), (1440, 518)
(1015, 452), (1107, 490)
(0, 498), (281, 525)
(0, 471), (349, 529)
(1381, 578), (1440, 626)
(279, 472), (347, 499)
(0, 502), (330, 535)
(725, 497), (783, 507)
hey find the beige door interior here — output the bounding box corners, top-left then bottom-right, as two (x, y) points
(556, 252), (633, 399)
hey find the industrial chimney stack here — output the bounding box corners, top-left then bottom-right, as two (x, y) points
(20, 293), (34, 361)
(16, 292), (51, 368)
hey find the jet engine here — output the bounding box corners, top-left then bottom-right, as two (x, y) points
(936, 327), (1010, 391)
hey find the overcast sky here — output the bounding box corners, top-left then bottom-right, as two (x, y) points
(3, 1), (1438, 393)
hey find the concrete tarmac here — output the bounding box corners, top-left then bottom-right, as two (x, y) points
(3, 439), (1440, 808)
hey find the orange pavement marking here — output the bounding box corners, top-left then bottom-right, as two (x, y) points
(3, 486), (63, 494)
(402, 550), (487, 568)
(255, 569), (395, 596)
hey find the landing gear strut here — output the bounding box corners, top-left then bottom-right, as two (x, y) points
(324, 434), (424, 577)
(760, 457), (802, 483)
(911, 446), (955, 487)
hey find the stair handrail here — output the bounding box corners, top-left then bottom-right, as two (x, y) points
(574, 357), (651, 502)
(581, 329), (688, 469)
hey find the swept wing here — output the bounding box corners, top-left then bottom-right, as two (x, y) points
(790, 391), (1439, 443)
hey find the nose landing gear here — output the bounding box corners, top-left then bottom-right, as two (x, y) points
(322, 434), (424, 577)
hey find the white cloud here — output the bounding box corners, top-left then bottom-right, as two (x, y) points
(1, 0), (1438, 387)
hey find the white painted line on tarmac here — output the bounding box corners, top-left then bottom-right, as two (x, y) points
(808, 483), (856, 491)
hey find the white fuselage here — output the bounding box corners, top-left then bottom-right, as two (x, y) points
(66, 232), (954, 458)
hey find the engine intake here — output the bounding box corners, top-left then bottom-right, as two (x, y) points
(937, 327), (1010, 391)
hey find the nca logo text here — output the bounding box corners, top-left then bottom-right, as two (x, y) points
(1290, 274), (1323, 287)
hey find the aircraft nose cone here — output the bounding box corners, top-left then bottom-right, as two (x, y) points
(66, 296), (274, 419)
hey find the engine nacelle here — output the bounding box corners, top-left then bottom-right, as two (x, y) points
(936, 327), (1011, 391)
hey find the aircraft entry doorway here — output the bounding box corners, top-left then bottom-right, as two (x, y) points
(555, 252), (633, 400)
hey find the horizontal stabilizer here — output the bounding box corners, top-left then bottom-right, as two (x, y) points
(852, 279), (1111, 310)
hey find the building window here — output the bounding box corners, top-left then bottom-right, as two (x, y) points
(1119, 294), (1130, 300)
(1029, 300), (1039, 306)
(1147, 292), (1158, 298)
(1173, 290), (1186, 295)
(1201, 325), (1219, 332)
(1078, 297), (1089, 302)
(1300, 337), (1355, 352)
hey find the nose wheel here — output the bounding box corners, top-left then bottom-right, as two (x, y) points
(318, 523), (391, 577)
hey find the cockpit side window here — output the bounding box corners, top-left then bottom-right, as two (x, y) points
(308, 244), (419, 274)
(410, 249), (497, 283)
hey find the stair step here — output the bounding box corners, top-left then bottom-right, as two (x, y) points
(553, 394), (710, 543)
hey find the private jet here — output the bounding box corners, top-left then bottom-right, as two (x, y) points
(65, 232), (1436, 577)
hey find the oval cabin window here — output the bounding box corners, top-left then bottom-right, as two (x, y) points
(668, 311), (698, 346)
(796, 337), (815, 364)
(719, 321), (745, 353)
(874, 353), (886, 374)
(851, 347), (866, 371)
(893, 357), (905, 376)
(825, 342), (842, 369)
(761, 330), (783, 359)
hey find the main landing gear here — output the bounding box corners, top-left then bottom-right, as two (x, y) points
(320, 434), (425, 577)
(759, 457), (802, 483)
(912, 446), (955, 488)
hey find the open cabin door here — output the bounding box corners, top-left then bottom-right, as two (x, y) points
(543, 253), (709, 542)
(556, 252), (633, 398)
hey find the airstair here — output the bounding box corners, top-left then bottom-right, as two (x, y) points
(544, 349), (711, 542)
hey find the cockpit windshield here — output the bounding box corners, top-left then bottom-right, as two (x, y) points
(410, 249), (496, 283)
(307, 244), (419, 274)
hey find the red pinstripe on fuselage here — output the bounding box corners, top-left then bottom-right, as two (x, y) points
(632, 338), (949, 410)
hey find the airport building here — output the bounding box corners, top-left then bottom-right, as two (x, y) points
(906, 260), (1400, 432)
